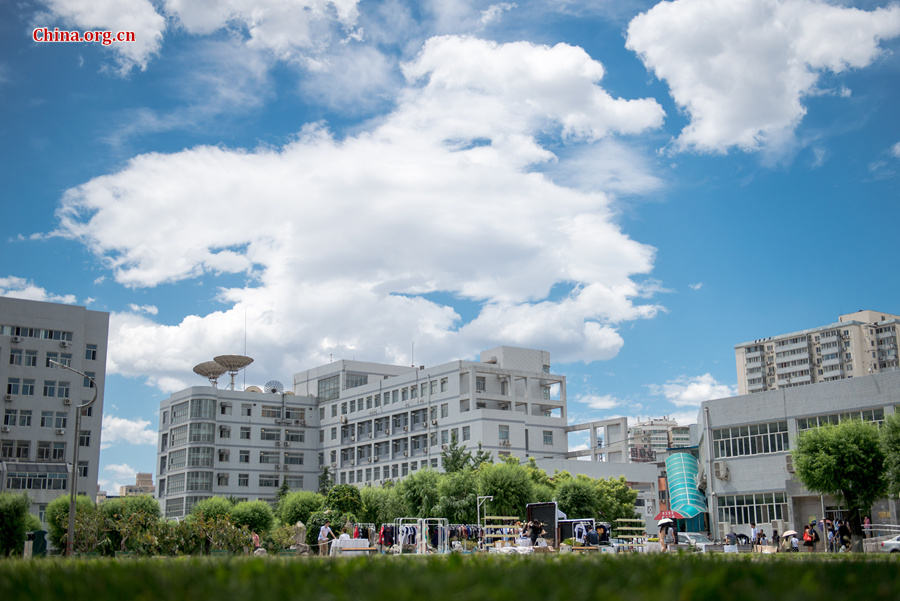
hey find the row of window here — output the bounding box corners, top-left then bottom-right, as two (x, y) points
(339, 459), (438, 484)
(717, 492), (787, 526)
(1, 325), (75, 341)
(164, 447), (305, 470)
(712, 421), (788, 459)
(163, 471), (302, 494)
(7, 346), (97, 365)
(796, 408), (885, 431)
(7, 374), (94, 395)
(328, 380), (451, 418)
(161, 400), (308, 426)
(1, 434), (91, 458)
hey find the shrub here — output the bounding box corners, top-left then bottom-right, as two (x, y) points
(191, 497), (234, 522)
(45, 494), (96, 550)
(0, 493), (30, 556)
(360, 485), (407, 525)
(278, 491), (323, 527)
(397, 469), (442, 518)
(230, 501), (274, 535)
(101, 495), (161, 552)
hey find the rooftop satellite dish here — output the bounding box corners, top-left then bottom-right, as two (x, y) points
(193, 361), (227, 388)
(265, 380), (284, 394)
(245, 385), (263, 393)
(214, 354), (254, 390)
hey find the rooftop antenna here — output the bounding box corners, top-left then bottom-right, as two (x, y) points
(193, 361), (227, 388)
(264, 380), (284, 394)
(214, 354), (254, 391)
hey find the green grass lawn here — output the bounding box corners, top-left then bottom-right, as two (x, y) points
(1, 554), (898, 601)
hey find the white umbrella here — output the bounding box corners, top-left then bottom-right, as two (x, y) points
(657, 518), (674, 526)
(782, 530), (797, 537)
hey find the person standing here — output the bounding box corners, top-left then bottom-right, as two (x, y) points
(863, 516), (871, 539)
(318, 520), (336, 556)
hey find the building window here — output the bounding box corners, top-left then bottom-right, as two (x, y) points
(219, 426), (231, 439)
(190, 398), (216, 419)
(24, 350), (38, 367)
(430, 381), (438, 395)
(78, 462), (88, 478)
(259, 474), (279, 488)
(45, 351), (59, 367)
(319, 407), (325, 420)
(345, 372), (368, 389)
(261, 405), (281, 419)
(286, 429), (304, 442)
(85, 344), (97, 360)
(189, 423), (215, 443)
(319, 430), (325, 443)
(52, 442), (66, 460)
(9, 349), (22, 365)
(285, 407), (305, 421)
(21, 379), (35, 395)
(43, 380), (56, 397)
(717, 492), (787, 525)
(188, 447), (213, 467)
(441, 403), (448, 418)
(284, 453), (304, 465)
(498, 425), (509, 442)
(285, 476), (304, 489)
(79, 430), (91, 447)
(441, 430), (448, 445)
(218, 449), (230, 462)
(80, 405), (91, 417)
(543, 430), (553, 446)
(240, 427), (251, 440)
(37, 441), (51, 460)
(260, 428), (280, 441)
(83, 372), (95, 388)
(40, 411), (53, 428)
(55, 412), (67, 429)
(168, 449), (186, 469)
(242, 404), (252, 417)
(259, 451), (279, 464)
(331, 427), (337, 441)
(16, 440), (31, 459)
(317, 375), (340, 402)
(186, 471), (213, 492)
(238, 474), (249, 487)
(462, 426), (471, 441)
(476, 376), (486, 393)
(60, 353), (72, 367)
(712, 421), (788, 459)
(171, 402), (189, 423)
(796, 408), (885, 431)
(6, 378), (19, 395)
(58, 381), (70, 398)
(239, 450), (250, 463)
(440, 378), (448, 393)
(217, 473), (229, 486)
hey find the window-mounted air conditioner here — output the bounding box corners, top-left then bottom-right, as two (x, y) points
(283, 441), (290, 447)
(60, 341), (71, 348)
(0, 426), (9, 433)
(11, 336), (22, 343)
(714, 461), (729, 480)
(784, 455), (794, 473)
(3, 394), (12, 402)
(62, 398), (71, 406)
(56, 428), (66, 435)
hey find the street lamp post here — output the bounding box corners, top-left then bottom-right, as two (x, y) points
(49, 360), (98, 557)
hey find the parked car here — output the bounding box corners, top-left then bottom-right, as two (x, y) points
(879, 534), (900, 553)
(677, 532), (715, 552)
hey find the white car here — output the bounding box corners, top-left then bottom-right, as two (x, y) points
(677, 532), (715, 552)
(879, 534), (900, 553)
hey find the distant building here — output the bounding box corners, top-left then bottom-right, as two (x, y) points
(735, 309), (900, 395)
(0, 297), (109, 522)
(627, 417), (691, 463)
(120, 472), (155, 496)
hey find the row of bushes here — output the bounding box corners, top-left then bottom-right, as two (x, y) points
(1, 554), (899, 601)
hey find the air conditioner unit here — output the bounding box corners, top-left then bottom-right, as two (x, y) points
(500, 440), (511, 447)
(441, 444), (448, 451)
(367, 457), (372, 463)
(62, 398), (71, 406)
(283, 441), (290, 447)
(785, 454), (795, 473)
(3, 394), (11, 402)
(373, 456), (379, 462)
(350, 436), (355, 441)
(350, 460), (355, 466)
(431, 419), (438, 426)
(294, 419), (303, 425)
(11, 336), (22, 343)
(403, 426), (408, 432)
(275, 441), (281, 447)
(714, 461), (729, 480)
(1, 426), (9, 433)
(274, 465), (281, 471)
(402, 451), (408, 457)
(60, 341), (71, 348)
(56, 428), (65, 435)
(385, 429), (390, 435)
(340, 415), (347, 424)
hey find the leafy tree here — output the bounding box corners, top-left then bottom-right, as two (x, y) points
(397, 469), (442, 517)
(45, 494), (96, 550)
(24, 514), (42, 533)
(101, 495), (160, 552)
(441, 434), (473, 472)
(524, 457), (553, 488)
(230, 500), (274, 535)
(275, 480), (291, 504)
(305, 509), (356, 548)
(532, 483), (555, 504)
(0, 493), (30, 556)
(360, 485), (407, 525)
(882, 413), (900, 496)
(318, 467), (334, 494)
(324, 484), (363, 516)
(794, 419), (886, 536)
(279, 491), (324, 526)
(471, 443), (492, 468)
(594, 476), (639, 524)
(190, 496), (234, 522)
(435, 469), (478, 524)
(477, 462), (534, 519)
(556, 477), (599, 519)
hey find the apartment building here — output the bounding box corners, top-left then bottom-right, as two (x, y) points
(120, 472), (155, 497)
(627, 417), (692, 463)
(0, 297), (109, 520)
(735, 310), (900, 395)
(156, 346), (569, 518)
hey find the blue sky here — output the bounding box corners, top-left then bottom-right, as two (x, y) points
(1, 0), (899, 492)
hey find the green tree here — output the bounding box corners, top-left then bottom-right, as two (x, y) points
(275, 480), (291, 504)
(318, 466), (334, 494)
(441, 433), (473, 472)
(279, 491), (324, 526)
(324, 484), (363, 516)
(594, 476), (639, 524)
(794, 419), (886, 536)
(360, 485), (407, 525)
(477, 462), (534, 519)
(435, 469), (478, 523)
(397, 469), (442, 517)
(882, 413), (900, 496)
(0, 493), (30, 556)
(190, 496), (234, 522)
(556, 476), (599, 519)
(45, 494), (96, 550)
(472, 443), (492, 468)
(102, 495), (161, 553)
(230, 500), (274, 535)
(24, 514), (42, 533)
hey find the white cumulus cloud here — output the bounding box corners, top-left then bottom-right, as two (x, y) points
(650, 373), (736, 407)
(54, 35), (665, 392)
(576, 393), (623, 410)
(626, 0), (900, 153)
(101, 415), (158, 448)
(892, 141), (900, 158)
(0, 276), (77, 304)
(36, 0), (166, 73)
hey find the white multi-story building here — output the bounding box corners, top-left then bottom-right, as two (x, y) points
(155, 346), (570, 518)
(627, 417), (692, 463)
(735, 309), (900, 395)
(698, 370), (900, 539)
(0, 297), (109, 521)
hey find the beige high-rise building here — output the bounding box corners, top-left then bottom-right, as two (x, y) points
(735, 310), (900, 394)
(120, 472), (155, 496)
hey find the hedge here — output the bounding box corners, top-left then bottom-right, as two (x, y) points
(0, 554), (898, 601)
